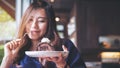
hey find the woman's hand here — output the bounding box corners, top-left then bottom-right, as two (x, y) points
(0, 39), (21, 68)
(4, 39), (21, 57)
(39, 45), (69, 68)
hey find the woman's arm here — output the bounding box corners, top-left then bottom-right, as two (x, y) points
(64, 39), (86, 68)
(0, 39), (21, 68)
(0, 56), (13, 68)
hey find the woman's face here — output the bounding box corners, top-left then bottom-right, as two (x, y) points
(25, 8), (48, 40)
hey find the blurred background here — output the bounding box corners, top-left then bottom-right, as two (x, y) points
(0, 0), (120, 68)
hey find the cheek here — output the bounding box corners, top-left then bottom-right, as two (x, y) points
(25, 25), (31, 33)
(39, 24), (47, 34)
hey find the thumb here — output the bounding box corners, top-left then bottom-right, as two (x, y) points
(62, 45), (68, 52)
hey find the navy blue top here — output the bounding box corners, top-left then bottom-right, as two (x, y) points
(10, 39), (86, 68)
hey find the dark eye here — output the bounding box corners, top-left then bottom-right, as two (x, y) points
(38, 19), (47, 23)
(39, 20), (46, 22)
(29, 18), (33, 22)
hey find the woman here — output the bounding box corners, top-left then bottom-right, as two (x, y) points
(0, 0), (86, 68)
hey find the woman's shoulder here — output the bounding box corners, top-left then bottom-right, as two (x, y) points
(61, 38), (72, 43)
(60, 38), (75, 48)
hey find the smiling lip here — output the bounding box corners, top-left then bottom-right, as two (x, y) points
(32, 31), (40, 32)
(31, 30), (40, 33)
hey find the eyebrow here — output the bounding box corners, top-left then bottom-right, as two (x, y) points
(37, 17), (47, 19)
(29, 16), (48, 20)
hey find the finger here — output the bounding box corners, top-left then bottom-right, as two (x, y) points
(6, 39), (21, 50)
(9, 42), (13, 50)
(45, 57), (52, 61)
(9, 41), (16, 50)
(47, 53), (63, 62)
(4, 42), (11, 51)
(13, 40), (18, 49)
(38, 57), (42, 62)
(54, 53), (63, 62)
(46, 57), (58, 62)
(10, 41), (16, 50)
(16, 39), (21, 45)
(62, 45), (68, 52)
(12, 39), (21, 49)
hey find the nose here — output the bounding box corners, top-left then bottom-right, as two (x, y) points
(31, 19), (38, 28)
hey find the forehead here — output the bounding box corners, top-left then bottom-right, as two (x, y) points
(30, 8), (47, 18)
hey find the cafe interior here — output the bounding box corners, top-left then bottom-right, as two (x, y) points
(0, 0), (120, 68)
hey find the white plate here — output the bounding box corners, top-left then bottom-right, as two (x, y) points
(25, 51), (69, 57)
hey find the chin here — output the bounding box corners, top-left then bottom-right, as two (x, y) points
(28, 35), (40, 40)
